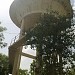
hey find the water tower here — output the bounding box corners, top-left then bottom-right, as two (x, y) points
(9, 0), (72, 75)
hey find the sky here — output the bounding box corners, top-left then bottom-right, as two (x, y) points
(0, 0), (75, 71)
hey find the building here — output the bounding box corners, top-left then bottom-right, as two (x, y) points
(9, 0), (73, 75)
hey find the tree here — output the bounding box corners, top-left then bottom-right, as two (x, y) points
(19, 69), (29, 75)
(29, 60), (36, 75)
(0, 22), (8, 75)
(25, 13), (75, 75)
(0, 22), (7, 48)
(0, 53), (9, 75)
(0, 53), (29, 75)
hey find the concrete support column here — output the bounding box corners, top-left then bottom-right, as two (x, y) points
(12, 18), (25, 75)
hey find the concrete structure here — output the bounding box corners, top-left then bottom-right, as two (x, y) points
(9, 0), (72, 75)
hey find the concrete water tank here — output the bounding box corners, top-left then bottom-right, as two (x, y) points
(9, 0), (72, 31)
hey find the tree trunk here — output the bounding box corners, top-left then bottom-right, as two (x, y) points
(35, 45), (42, 75)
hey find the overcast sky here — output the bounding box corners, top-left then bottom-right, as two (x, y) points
(0, 0), (74, 70)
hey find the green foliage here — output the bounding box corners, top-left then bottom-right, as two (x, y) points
(0, 33), (7, 48)
(0, 53), (9, 75)
(25, 13), (75, 75)
(19, 69), (29, 75)
(0, 23), (7, 48)
(0, 53), (30, 75)
(0, 26), (7, 32)
(29, 60), (36, 75)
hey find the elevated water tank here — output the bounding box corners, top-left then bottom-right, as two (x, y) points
(9, 0), (72, 31)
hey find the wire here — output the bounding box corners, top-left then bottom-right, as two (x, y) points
(4, 32), (20, 34)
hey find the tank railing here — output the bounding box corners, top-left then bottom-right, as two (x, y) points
(10, 33), (20, 45)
